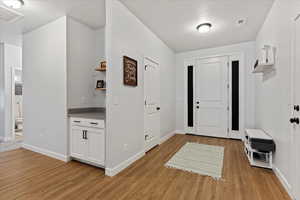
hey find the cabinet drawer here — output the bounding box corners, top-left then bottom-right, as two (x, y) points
(71, 118), (105, 129)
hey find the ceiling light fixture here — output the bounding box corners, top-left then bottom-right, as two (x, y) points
(196, 23), (212, 33)
(3, 0), (24, 9)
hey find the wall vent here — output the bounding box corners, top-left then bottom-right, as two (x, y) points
(0, 5), (23, 23)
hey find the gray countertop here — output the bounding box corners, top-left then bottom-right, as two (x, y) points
(68, 107), (105, 120)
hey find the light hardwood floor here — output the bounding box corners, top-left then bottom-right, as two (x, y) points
(0, 134), (291, 200)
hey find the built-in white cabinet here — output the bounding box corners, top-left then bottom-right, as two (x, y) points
(70, 118), (105, 167)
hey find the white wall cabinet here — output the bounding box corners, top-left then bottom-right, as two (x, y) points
(70, 118), (105, 167)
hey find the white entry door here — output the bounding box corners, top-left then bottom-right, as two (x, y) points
(195, 57), (229, 138)
(291, 15), (300, 200)
(144, 58), (160, 152)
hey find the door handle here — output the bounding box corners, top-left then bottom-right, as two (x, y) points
(290, 118), (300, 124)
(156, 107), (161, 111)
(82, 130), (85, 139)
(85, 130), (88, 140)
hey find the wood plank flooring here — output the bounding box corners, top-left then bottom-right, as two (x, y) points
(0, 134), (291, 200)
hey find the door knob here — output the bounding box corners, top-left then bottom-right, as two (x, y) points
(196, 101), (200, 104)
(294, 105), (300, 112)
(196, 106), (199, 109)
(156, 107), (161, 111)
(290, 118), (300, 124)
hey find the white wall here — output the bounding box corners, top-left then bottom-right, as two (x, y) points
(255, 0), (300, 194)
(105, 0), (176, 169)
(0, 43), (22, 141)
(67, 17), (97, 108)
(67, 18), (106, 109)
(23, 17), (68, 158)
(176, 42), (256, 132)
(0, 24), (22, 47)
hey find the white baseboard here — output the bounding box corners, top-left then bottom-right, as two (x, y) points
(105, 151), (145, 177)
(160, 131), (175, 144)
(273, 165), (295, 200)
(22, 143), (69, 162)
(175, 130), (185, 134)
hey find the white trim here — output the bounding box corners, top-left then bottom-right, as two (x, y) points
(273, 165), (295, 200)
(11, 67), (16, 141)
(105, 151), (145, 177)
(22, 143), (69, 162)
(175, 130), (185, 134)
(160, 131), (175, 144)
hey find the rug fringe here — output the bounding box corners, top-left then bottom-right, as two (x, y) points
(165, 164), (225, 181)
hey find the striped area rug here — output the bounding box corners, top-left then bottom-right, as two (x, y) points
(165, 142), (224, 179)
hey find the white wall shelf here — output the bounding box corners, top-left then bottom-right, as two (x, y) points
(253, 45), (275, 73)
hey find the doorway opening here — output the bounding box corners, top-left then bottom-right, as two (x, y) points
(13, 68), (23, 142)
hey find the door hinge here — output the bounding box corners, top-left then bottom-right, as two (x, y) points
(227, 84), (230, 89)
(227, 62), (230, 67)
(145, 65), (147, 70)
(227, 128), (230, 133)
(227, 106), (229, 111)
(145, 100), (147, 106)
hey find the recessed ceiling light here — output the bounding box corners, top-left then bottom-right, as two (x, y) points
(3, 0), (24, 9)
(196, 23), (212, 33)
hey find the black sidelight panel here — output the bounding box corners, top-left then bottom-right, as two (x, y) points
(232, 61), (239, 131)
(188, 66), (194, 127)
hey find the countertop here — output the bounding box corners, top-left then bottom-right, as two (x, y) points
(68, 108), (105, 120)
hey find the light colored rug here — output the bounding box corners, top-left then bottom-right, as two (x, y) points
(165, 142), (224, 179)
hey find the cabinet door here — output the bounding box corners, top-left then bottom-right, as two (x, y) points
(86, 129), (105, 165)
(71, 127), (87, 159)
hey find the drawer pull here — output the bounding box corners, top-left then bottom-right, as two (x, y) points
(73, 120), (81, 123)
(90, 122), (98, 125)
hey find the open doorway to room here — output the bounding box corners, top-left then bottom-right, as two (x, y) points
(0, 43), (22, 152)
(13, 67), (23, 141)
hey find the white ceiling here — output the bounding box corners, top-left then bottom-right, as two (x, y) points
(0, 0), (106, 33)
(120, 0), (274, 52)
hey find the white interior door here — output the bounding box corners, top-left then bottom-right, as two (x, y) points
(291, 15), (300, 200)
(144, 58), (160, 152)
(195, 57), (229, 138)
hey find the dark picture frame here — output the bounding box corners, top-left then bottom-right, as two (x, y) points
(96, 80), (105, 88)
(123, 56), (138, 86)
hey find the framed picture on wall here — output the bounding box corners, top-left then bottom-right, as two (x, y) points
(96, 80), (105, 88)
(123, 56), (138, 86)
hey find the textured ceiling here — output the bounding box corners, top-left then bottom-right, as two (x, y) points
(120, 0), (274, 52)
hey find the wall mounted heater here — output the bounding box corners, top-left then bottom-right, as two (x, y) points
(0, 5), (24, 23)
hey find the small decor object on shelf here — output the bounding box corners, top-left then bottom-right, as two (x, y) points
(95, 61), (107, 71)
(96, 80), (105, 89)
(100, 61), (107, 70)
(123, 56), (137, 86)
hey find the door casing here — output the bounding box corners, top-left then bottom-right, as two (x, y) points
(184, 53), (245, 139)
